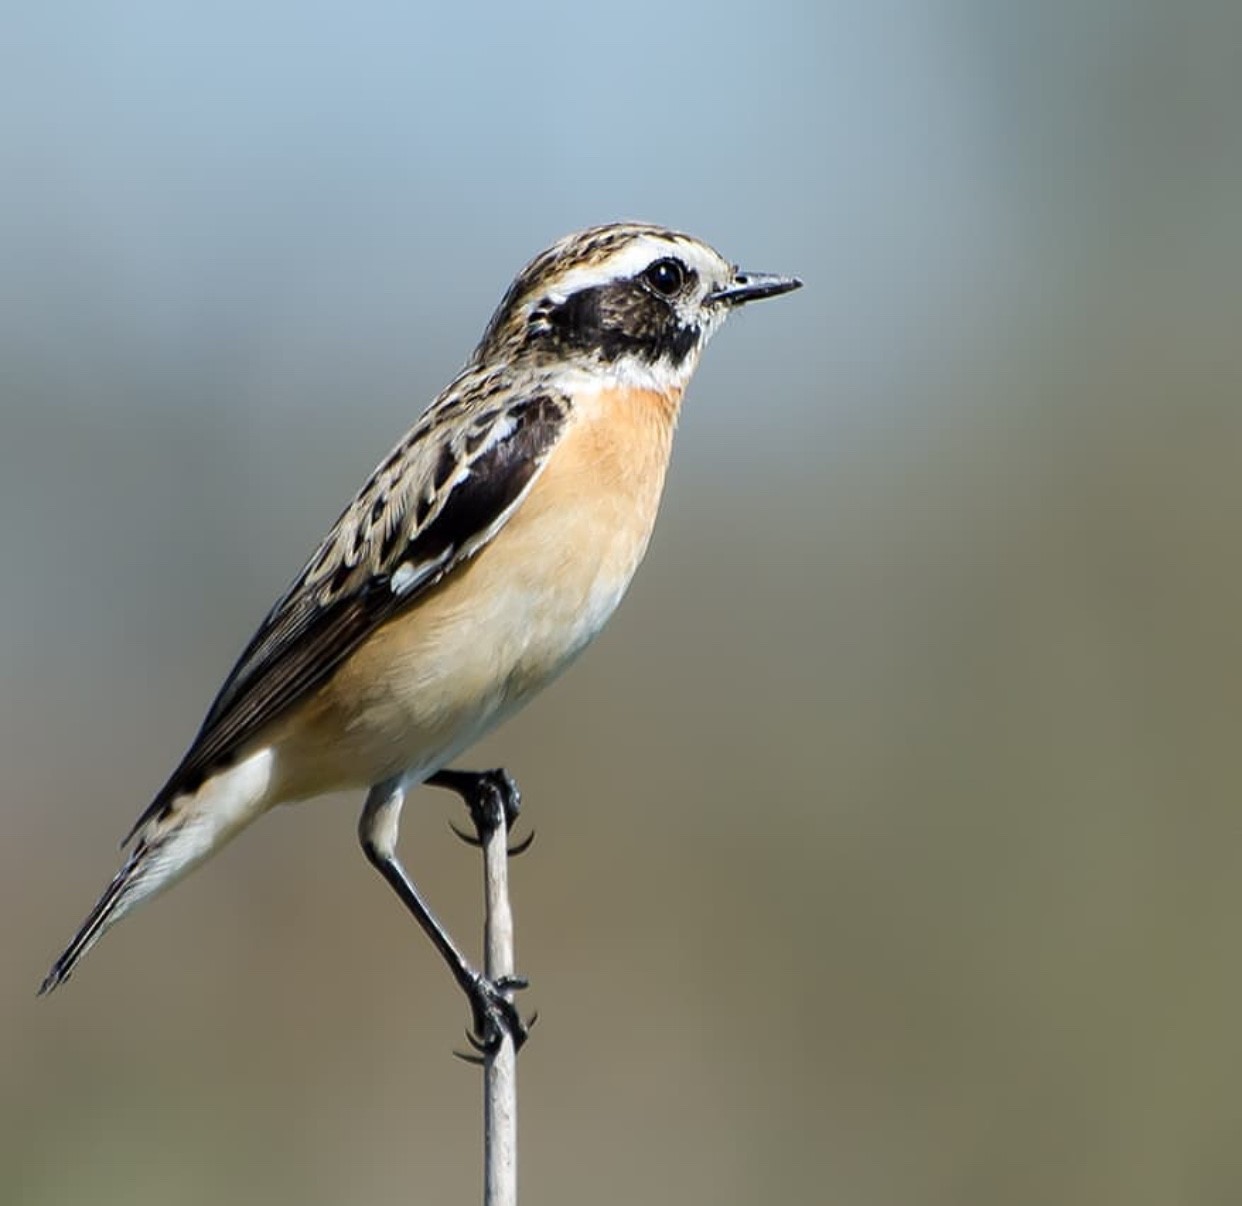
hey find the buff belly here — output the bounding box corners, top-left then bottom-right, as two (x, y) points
(263, 387), (674, 802)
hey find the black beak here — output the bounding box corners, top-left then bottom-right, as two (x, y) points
(707, 270), (803, 307)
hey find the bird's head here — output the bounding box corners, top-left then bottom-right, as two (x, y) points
(473, 223), (801, 395)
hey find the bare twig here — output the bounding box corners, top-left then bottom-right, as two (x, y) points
(479, 790), (518, 1206)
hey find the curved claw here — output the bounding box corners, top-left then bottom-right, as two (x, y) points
(454, 987), (534, 1061)
(450, 820), (533, 860)
(448, 819), (484, 847)
(450, 820), (533, 857)
(507, 828), (536, 856)
(466, 975), (530, 1055)
(468, 1011), (527, 1055)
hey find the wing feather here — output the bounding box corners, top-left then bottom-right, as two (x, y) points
(124, 386), (569, 843)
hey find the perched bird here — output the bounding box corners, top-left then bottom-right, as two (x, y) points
(40, 222), (801, 1042)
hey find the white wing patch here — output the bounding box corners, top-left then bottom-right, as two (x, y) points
(389, 562), (419, 595)
(390, 550), (453, 596)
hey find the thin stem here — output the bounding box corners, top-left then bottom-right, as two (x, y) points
(480, 793), (517, 1206)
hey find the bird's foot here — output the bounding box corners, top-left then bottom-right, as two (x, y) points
(444, 767), (532, 853)
(469, 768), (522, 834)
(463, 972), (530, 1055)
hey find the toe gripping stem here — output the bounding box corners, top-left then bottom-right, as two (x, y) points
(439, 768), (534, 855)
(428, 768), (532, 1054)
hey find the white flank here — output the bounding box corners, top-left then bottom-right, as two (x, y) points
(132, 747), (276, 913)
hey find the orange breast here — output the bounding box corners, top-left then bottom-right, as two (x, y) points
(267, 384), (681, 798)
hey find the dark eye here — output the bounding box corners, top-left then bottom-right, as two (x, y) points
(642, 257), (685, 297)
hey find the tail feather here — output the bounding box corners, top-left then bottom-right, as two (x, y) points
(39, 746), (277, 995)
(39, 845), (149, 995)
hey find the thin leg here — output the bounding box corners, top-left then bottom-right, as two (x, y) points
(358, 777), (526, 1050)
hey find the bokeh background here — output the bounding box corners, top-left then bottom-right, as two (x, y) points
(4, 2), (1242, 1203)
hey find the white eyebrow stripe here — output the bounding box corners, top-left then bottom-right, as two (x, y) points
(537, 235), (733, 317)
(544, 236), (686, 300)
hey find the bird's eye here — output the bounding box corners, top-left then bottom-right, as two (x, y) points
(642, 258), (685, 297)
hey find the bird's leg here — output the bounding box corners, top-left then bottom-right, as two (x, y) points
(427, 770), (529, 997)
(359, 777), (526, 1052)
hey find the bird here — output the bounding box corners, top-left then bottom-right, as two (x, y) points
(39, 222), (801, 1043)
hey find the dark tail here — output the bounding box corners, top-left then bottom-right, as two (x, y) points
(40, 754), (273, 995)
(39, 845), (146, 995)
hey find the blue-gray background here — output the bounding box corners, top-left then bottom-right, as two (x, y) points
(4, 3), (1242, 1203)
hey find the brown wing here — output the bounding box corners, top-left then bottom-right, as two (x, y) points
(124, 387), (569, 843)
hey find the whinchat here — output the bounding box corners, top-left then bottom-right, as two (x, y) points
(41, 222), (801, 1042)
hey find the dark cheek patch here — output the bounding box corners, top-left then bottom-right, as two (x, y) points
(543, 283), (698, 368)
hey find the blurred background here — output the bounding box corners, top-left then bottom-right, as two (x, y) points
(3, 1), (1241, 1203)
